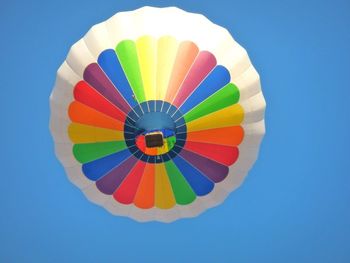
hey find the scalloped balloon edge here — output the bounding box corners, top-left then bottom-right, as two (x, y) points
(49, 6), (266, 223)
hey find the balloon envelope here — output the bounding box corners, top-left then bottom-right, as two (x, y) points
(50, 6), (266, 222)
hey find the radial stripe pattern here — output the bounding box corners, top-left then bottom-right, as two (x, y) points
(65, 36), (245, 209)
(50, 6), (265, 223)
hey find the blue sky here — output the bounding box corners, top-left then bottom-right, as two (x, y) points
(1, 0), (350, 262)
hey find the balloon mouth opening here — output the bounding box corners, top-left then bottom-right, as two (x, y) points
(124, 100), (187, 162)
(135, 129), (177, 155)
(133, 110), (178, 154)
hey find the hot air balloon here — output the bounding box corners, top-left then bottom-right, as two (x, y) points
(50, 6), (266, 222)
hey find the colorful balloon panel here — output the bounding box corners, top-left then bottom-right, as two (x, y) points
(183, 141), (239, 166)
(156, 36), (178, 100)
(97, 50), (137, 108)
(164, 41), (199, 102)
(155, 163), (176, 209)
(69, 37), (243, 207)
(68, 101), (124, 131)
(73, 141), (127, 163)
(73, 80), (127, 122)
(164, 161), (196, 205)
(68, 123), (124, 143)
(50, 7), (265, 222)
(115, 40), (146, 103)
(172, 51), (217, 107)
(134, 163), (155, 209)
(113, 161), (146, 204)
(83, 63), (131, 114)
(67, 37), (245, 209)
(96, 155), (139, 195)
(66, 36), (241, 207)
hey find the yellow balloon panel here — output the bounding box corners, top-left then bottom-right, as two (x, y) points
(68, 123), (124, 143)
(136, 36), (157, 101)
(186, 104), (245, 132)
(155, 163), (176, 209)
(156, 36), (179, 100)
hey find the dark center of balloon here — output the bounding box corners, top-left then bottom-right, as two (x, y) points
(134, 112), (177, 153)
(124, 100), (187, 163)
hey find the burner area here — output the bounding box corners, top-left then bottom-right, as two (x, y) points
(124, 100), (187, 163)
(145, 132), (164, 148)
